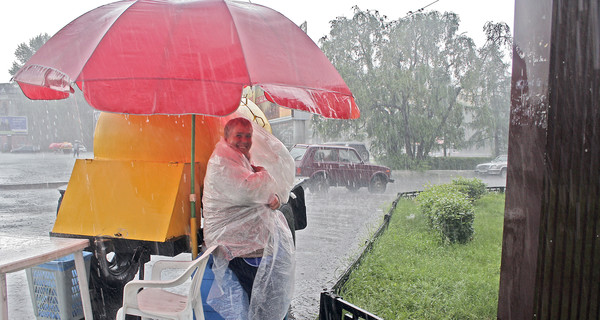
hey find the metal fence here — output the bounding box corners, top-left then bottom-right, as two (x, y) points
(319, 292), (383, 320)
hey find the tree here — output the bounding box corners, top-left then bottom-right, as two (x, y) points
(376, 11), (475, 160)
(318, 9), (476, 167)
(312, 7), (386, 142)
(466, 22), (512, 157)
(8, 33), (50, 77)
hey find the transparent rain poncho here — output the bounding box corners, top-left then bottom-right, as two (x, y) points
(202, 122), (296, 320)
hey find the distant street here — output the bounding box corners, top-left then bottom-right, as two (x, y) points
(0, 152), (506, 319)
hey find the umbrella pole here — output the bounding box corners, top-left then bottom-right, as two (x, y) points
(190, 115), (198, 259)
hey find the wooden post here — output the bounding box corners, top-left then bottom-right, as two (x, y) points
(498, 1), (600, 318)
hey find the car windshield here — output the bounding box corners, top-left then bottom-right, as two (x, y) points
(289, 146), (308, 160)
(493, 155), (508, 162)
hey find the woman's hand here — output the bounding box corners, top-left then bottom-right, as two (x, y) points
(268, 194), (280, 210)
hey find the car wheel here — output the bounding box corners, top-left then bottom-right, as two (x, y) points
(310, 174), (329, 194)
(369, 175), (387, 194)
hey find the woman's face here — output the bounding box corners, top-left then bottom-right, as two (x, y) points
(225, 124), (253, 159)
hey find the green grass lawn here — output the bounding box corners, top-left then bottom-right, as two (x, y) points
(339, 193), (505, 319)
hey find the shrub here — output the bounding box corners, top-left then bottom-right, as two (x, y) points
(416, 184), (475, 243)
(452, 177), (487, 201)
(377, 155), (495, 171)
(432, 194), (475, 243)
(416, 184), (459, 226)
(379, 153), (431, 171)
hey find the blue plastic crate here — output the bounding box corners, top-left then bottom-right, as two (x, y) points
(26, 252), (92, 320)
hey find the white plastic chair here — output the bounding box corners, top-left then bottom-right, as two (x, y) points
(116, 246), (217, 320)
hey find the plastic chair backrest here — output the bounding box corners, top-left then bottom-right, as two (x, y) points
(188, 248), (214, 315)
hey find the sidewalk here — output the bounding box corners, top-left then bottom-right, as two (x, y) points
(0, 152), (80, 186)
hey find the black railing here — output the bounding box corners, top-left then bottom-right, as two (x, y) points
(486, 186), (506, 193)
(319, 292), (383, 320)
(397, 190), (420, 198)
(397, 186), (505, 199)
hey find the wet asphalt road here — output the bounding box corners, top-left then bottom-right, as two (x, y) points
(0, 152), (506, 319)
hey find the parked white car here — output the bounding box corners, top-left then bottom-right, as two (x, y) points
(475, 155), (508, 177)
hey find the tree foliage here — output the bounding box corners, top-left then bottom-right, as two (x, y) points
(377, 11), (476, 161)
(8, 33), (50, 77)
(312, 7), (386, 142)
(316, 8), (512, 168)
(465, 22), (512, 157)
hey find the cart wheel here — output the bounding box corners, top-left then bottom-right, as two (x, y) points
(89, 241), (148, 319)
(93, 241), (144, 287)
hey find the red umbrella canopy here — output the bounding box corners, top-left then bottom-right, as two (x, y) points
(13, 0), (359, 119)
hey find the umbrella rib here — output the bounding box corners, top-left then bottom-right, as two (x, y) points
(222, 1), (252, 85)
(13, 64), (73, 90)
(258, 83), (355, 96)
(77, 76), (353, 96)
(78, 77), (249, 86)
(74, 0), (138, 85)
(221, 2), (355, 102)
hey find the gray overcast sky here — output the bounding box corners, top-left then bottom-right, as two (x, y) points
(0, 0), (514, 83)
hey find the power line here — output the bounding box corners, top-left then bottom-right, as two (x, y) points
(406, 0), (440, 16)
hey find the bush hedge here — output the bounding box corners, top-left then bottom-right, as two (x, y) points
(426, 157), (493, 170)
(416, 183), (476, 243)
(378, 155), (493, 170)
(452, 177), (487, 201)
(415, 184), (459, 226)
(379, 154), (431, 171)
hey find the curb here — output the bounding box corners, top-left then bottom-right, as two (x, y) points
(0, 182), (68, 190)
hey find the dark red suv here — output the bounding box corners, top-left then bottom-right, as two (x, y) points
(290, 144), (394, 193)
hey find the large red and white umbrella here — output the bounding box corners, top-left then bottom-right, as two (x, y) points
(13, 0), (359, 119)
(13, 0), (359, 257)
